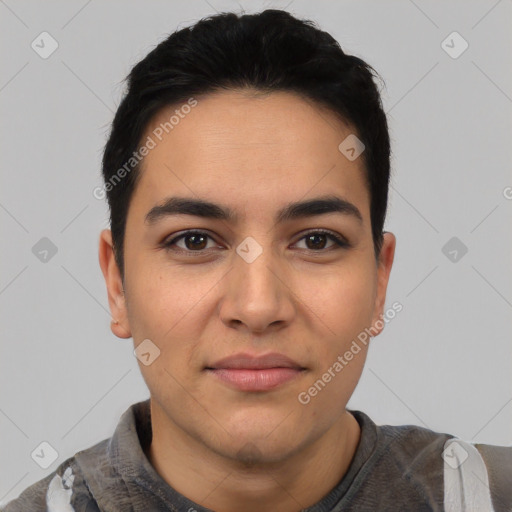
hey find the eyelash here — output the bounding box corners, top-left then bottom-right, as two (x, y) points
(161, 229), (349, 255)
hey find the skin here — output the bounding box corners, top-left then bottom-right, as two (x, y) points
(99, 89), (395, 512)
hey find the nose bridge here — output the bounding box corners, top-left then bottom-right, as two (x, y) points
(221, 234), (293, 331)
(235, 234), (281, 302)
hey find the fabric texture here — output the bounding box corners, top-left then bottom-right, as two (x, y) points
(3, 399), (511, 512)
(443, 438), (495, 511)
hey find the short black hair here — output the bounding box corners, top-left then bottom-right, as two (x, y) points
(102, 9), (391, 279)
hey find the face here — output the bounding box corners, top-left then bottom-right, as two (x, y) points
(100, 89), (395, 464)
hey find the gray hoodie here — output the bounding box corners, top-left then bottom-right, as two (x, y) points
(3, 399), (511, 511)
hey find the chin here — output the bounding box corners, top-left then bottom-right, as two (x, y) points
(222, 439), (298, 466)
(209, 425), (305, 467)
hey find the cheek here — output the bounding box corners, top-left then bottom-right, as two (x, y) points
(303, 261), (377, 341)
(293, 259), (377, 399)
(126, 260), (212, 336)
(125, 267), (210, 400)
(331, 277), (375, 337)
(296, 268), (375, 418)
(124, 262), (223, 384)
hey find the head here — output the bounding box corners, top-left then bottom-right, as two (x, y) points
(99, 9), (395, 464)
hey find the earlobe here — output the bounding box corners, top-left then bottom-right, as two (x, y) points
(98, 229), (132, 339)
(111, 317), (131, 339)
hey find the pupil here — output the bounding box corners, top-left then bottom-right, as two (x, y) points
(186, 234), (207, 250)
(307, 234), (326, 250)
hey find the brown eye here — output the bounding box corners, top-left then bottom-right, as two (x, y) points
(294, 230), (349, 251)
(304, 233), (329, 250)
(162, 229), (349, 256)
(163, 231), (216, 252)
(181, 233), (208, 250)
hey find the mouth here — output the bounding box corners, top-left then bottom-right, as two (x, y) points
(204, 352), (306, 392)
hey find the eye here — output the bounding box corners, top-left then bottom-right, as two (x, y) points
(162, 231), (219, 253)
(161, 229), (349, 254)
(293, 230), (349, 251)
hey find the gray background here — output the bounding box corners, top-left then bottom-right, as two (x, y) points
(1, 0), (511, 504)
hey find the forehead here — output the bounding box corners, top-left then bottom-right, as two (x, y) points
(132, 90), (369, 220)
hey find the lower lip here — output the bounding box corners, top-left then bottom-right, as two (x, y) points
(206, 368), (304, 391)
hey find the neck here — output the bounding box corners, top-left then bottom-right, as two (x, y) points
(147, 402), (361, 512)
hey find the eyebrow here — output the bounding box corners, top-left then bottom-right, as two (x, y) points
(145, 194), (363, 226)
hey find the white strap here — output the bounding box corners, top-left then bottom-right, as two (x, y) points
(46, 466), (76, 512)
(443, 438), (495, 512)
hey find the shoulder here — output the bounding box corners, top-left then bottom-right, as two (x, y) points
(378, 419), (454, 485)
(442, 438), (512, 512)
(357, 412), (512, 511)
(353, 410), (454, 470)
(348, 410), (453, 506)
(1, 441), (108, 512)
(2, 399), (151, 512)
(475, 442), (512, 511)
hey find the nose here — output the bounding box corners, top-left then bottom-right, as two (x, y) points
(218, 239), (295, 334)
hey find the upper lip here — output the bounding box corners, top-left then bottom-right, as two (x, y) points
(207, 352), (304, 370)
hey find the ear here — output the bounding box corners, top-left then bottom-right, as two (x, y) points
(98, 229), (132, 339)
(369, 232), (396, 336)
